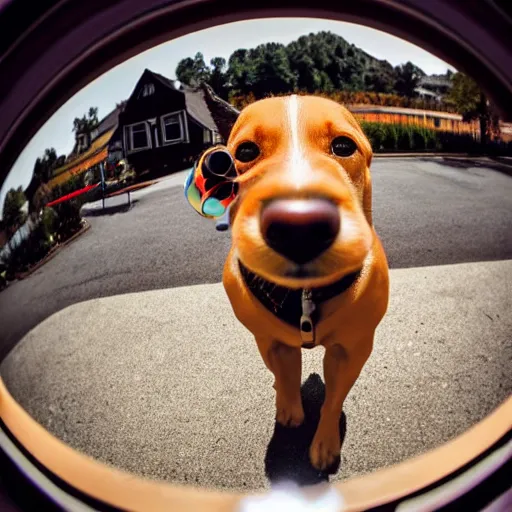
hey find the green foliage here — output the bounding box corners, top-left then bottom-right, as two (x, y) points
(41, 207), (57, 239)
(176, 52), (212, 87)
(174, 31), (434, 101)
(3, 220), (55, 274)
(446, 72), (503, 146)
(1, 176), (86, 276)
(208, 57), (229, 100)
(394, 62), (426, 98)
(51, 200), (82, 241)
(2, 205), (58, 275)
(2, 186), (26, 235)
(359, 122), (480, 153)
(48, 175), (84, 242)
(73, 107), (99, 133)
(33, 147), (58, 183)
(446, 72), (482, 121)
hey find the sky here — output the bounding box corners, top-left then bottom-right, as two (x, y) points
(0, 17), (455, 215)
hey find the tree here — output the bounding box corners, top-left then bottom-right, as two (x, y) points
(175, 57), (197, 86)
(33, 147), (59, 184)
(175, 52), (211, 87)
(73, 107), (99, 133)
(446, 72), (500, 147)
(226, 49), (255, 97)
(287, 39), (322, 92)
(209, 57), (229, 99)
(249, 43), (297, 98)
(2, 187), (27, 240)
(174, 31), (458, 106)
(394, 61), (425, 97)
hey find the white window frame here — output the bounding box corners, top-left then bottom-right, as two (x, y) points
(160, 110), (189, 145)
(138, 83), (155, 98)
(124, 121), (152, 154)
(203, 129), (212, 144)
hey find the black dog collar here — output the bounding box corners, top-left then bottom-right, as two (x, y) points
(238, 260), (361, 347)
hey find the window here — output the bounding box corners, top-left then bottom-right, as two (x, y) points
(161, 112), (186, 144)
(203, 129), (212, 144)
(139, 83), (155, 98)
(124, 122), (151, 153)
(77, 134), (89, 153)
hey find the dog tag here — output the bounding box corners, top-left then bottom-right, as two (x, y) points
(300, 289), (315, 344)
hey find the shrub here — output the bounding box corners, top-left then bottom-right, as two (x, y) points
(52, 199), (83, 242)
(41, 207), (57, 239)
(397, 126), (413, 151)
(359, 121), (482, 153)
(47, 174), (85, 242)
(4, 222), (54, 274)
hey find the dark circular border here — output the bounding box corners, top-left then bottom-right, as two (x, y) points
(0, 1), (511, 510)
(0, 0), (511, 187)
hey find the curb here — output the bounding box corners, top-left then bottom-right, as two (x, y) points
(373, 153), (512, 174)
(15, 220), (91, 280)
(373, 152), (472, 158)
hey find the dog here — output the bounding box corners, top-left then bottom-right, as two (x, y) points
(186, 93), (389, 471)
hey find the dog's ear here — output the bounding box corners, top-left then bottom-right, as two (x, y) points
(200, 82), (240, 143)
(184, 146), (239, 219)
(362, 166), (373, 226)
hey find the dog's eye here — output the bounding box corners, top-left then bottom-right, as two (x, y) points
(235, 141), (260, 163)
(331, 136), (357, 157)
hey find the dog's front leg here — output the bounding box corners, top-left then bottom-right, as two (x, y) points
(309, 334), (374, 470)
(255, 337), (304, 428)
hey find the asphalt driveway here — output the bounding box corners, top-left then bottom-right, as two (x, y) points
(0, 157), (511, 491)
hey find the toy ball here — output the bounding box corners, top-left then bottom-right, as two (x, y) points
(184, 146), (239, 219)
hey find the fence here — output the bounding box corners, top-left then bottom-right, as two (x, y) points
(348, 106), (480, 137)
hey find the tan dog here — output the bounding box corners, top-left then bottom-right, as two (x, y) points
(206, 93), (389, 471)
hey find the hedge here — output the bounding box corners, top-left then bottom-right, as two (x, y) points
(359, 121), (482, 153)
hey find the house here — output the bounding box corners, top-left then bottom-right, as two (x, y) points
(118, 69), (228, 176)
(48, 102), (125, 189)
(414, 86), (443, 102)
(417, 75), (453, 96)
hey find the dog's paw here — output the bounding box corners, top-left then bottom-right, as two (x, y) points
(275, 400), (305, 428)
(309, 429), (341, 471)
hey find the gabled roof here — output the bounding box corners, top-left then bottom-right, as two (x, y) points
(182, 86), (218, 132)
(143, 69), (219, 132)
(95, 103), (125, 139)
(49, 129), (115, 188)
(148, 70), (178, 90)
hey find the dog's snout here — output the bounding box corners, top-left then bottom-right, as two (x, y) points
(260, 199), (340, 264)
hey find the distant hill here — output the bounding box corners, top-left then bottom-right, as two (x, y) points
(174, 31), (450, 102)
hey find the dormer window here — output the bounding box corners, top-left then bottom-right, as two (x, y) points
(139, 83), (155, 98)
(77, 133), (88, 152)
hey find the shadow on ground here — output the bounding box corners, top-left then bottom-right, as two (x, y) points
(265, 373), (346, 487)
(419, 156), (512, 175)
(81, 200), (138, 218)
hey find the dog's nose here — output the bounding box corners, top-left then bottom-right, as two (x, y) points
(260, 199), (340, 264)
